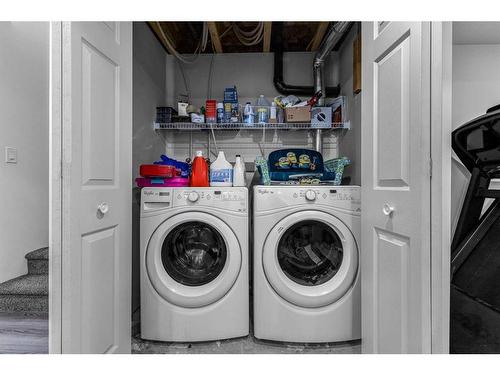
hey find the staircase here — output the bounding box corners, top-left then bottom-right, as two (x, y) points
(0, 247), (48, 313)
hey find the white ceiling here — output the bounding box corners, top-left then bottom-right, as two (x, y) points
(453, 22), (500, 45)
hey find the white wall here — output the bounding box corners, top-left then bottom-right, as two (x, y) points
(166, 52), (341, 164)
(0, 22), (49, 283)
(451, 37), (500, 235)
(132, 22), (169, 315)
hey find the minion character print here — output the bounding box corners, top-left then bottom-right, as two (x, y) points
(276, 156), (290, 169)
(298, 154), (311, 169)
(287, 152), (298, 168)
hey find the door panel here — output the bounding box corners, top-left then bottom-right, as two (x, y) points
(81, 226), (117, 353)
(81, 40), (118, 186)
(62, 22), (132, 353)
(362, 22), (431, 353)
(374, 228), (410, 353)
(374, 35), (410, 188)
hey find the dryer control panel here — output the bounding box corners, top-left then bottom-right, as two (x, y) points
(141, 187), (248, 215)
(254, 185), (361, 213)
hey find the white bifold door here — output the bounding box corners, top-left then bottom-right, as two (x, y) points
(361, 22), (432, 353)
(55, 22), (133, 353)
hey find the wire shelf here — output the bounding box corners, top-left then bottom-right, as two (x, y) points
(153, 122), (350, 131)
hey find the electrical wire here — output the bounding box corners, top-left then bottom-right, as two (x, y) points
(207, 53), (215, 99)
(156, 21), (209, 65)
(232, 22), (265, 46)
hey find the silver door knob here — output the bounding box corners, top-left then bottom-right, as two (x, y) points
(97, 202), (109, 215)
(382, 203), (395, 216)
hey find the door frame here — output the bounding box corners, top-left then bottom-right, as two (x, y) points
(430, 21), (452, 354)
(49, 21), (62, 354)
(49, 20), (453, 354)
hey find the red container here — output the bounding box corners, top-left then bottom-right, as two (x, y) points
(139, 164), (176, 178)
(190, 152), (209, 187)
(205, 99), (217, 123)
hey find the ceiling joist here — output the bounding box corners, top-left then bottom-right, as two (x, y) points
(308, 22), (330, 51)
(263, 22), (272, 52)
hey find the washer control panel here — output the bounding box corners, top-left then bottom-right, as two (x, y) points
(141, 187), (248, 215)
(254, 186), (361, 213)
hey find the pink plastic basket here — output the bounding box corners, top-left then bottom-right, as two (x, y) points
(135, 177), (189, 188)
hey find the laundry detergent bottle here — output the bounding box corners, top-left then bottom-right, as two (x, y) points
(210, 151), (233, 187)
(233, 155), (246, 187)
(190, 150), (209, 187)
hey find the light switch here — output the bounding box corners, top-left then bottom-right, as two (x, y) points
(5, 147), (17, 164)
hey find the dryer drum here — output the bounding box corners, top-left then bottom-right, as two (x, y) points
(161, 221), (228, 287)
(277, 220), (343, 286)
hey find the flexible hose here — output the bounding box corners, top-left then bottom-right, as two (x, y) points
(155, 21), (208, 64)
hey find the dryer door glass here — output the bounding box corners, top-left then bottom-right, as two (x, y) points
(277, 220), (343, 286)
(161, 221), (227, 286)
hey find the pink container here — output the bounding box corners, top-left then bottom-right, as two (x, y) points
(135, 177), (189, 188)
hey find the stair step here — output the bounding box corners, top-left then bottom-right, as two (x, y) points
(25, 247), (48, 261)
(0, 295), (48, 313)
(25, 248), (48, 275)
(0, 275), (48, 313)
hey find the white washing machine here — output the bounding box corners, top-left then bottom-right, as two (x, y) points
(253, 185), (361, 343)
(140, 187), (249, 342)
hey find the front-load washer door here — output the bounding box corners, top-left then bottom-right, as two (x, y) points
(146, 212), (242, 308)
(262, 210), (358, 308)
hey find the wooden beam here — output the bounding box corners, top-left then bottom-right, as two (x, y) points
(353, 31), (362, 94)
(309, 22), (329, 51)
(148, 21), (176, 51)
(207, 22), (223, 53)
(263, 22), (272, 52)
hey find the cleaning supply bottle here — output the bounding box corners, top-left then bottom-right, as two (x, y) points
(210, 151), (233, 187)
(190, 150), (209, 187)
(256, 94), (271, 124)
(233, 155), (246, 187)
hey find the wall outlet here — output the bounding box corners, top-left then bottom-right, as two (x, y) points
(5, 147), (17, 164)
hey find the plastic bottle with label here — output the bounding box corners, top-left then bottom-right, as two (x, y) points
(190, 150), (209, 187)
(256, 95), (271, 124)
(233, 155), (246, 187)
(210, 151), (233, 187)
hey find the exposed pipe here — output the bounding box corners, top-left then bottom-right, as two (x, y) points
(313, 21), (353, 152)
(273, 51), (324, 96)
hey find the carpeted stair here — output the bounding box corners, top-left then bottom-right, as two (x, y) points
(0, 248), (48, 313)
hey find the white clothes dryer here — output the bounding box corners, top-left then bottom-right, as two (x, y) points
(253, 185), (361, 343)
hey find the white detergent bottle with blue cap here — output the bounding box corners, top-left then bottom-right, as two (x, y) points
(210, 151), (233, 187)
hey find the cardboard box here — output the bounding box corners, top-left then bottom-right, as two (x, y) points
(310, 107), (332, 128)
(285, 106), (311, 123)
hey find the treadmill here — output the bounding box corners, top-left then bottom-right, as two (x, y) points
(451, 104), (500, 353)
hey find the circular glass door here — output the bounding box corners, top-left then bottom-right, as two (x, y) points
(262, 211), (358, 308)
(162, 221), (227, 286)
(277, 220), (343, 286)
(146, 212), (242, 308)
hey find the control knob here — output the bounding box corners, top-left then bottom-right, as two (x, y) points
(305, 190), (317, 201)
(188, 192), (199, 202)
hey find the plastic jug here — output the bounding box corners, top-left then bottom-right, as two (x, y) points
(190, 150), (209, 187)
(210, 151), (233, 187)
(233, 155), (246, 187)
(256, 95), (271, 124)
